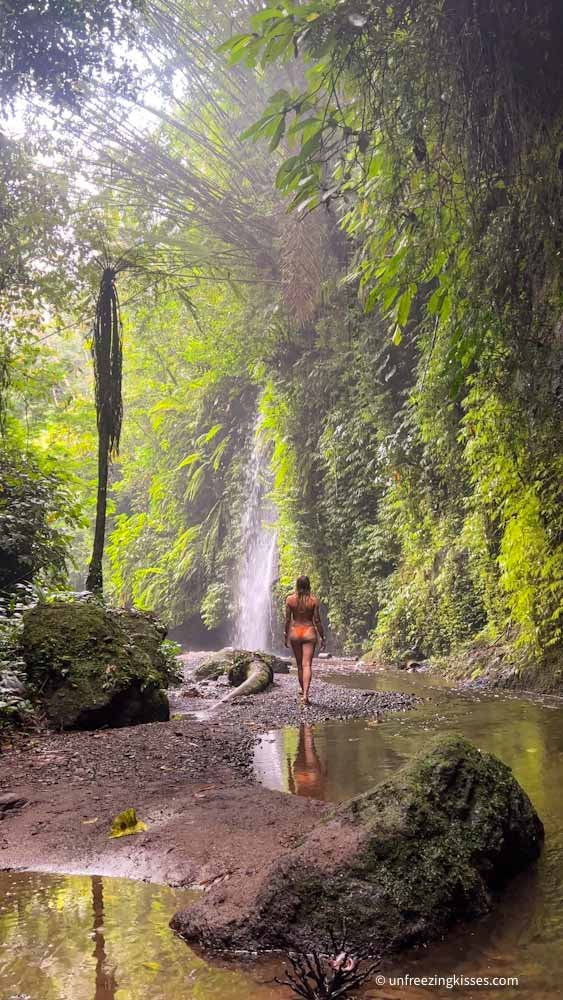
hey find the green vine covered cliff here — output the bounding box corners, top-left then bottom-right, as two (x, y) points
(1, 0), (561, 676)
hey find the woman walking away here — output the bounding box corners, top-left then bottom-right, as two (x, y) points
(284, 575), (325, 706)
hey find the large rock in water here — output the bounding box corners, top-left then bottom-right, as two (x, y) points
(21, 599), (171, 729)
(171, 736), (543, 955)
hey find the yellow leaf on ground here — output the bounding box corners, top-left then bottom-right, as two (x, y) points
(109, 808), (147, 838)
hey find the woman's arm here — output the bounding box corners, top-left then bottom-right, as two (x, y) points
(313, 599), (326, 650)
(284, 600), (292, 648)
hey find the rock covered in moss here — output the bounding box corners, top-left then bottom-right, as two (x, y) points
(194, 648), (233, 681)
(21, 599), (172, 730)
(172, 736), (543, 955)
(195, 647), (289, 681)
(397, 646), (425, 669)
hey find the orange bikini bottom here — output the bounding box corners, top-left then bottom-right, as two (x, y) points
(290, 624), (317, 643)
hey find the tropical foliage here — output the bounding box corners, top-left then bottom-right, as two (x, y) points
(0, 0), (561, 665)
(0, 0), (144, 109)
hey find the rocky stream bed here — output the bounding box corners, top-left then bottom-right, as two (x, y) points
(1, 651), (559, 1000)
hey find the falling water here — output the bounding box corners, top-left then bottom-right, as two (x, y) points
(233, 419), (278, 651)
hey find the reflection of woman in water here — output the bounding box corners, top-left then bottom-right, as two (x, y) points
(287, 723), (326, 799)
(284, 575), (325, 706)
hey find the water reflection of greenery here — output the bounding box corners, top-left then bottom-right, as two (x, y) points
(0, 872), (279, 1000)
(281, 680), (562, 834)
(1, 681), (561, 1000)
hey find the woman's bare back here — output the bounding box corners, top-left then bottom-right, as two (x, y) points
(286, 592), (318, 623)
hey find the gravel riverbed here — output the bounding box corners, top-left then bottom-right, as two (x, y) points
(171, 653), (418, 729)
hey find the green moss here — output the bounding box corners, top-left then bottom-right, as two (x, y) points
(21, 599), (171, 729)
(195, 648), (237, 680)
(227, 652), (273, 695)
(195, 648), (286, 682)
(175, 735), (544, 955)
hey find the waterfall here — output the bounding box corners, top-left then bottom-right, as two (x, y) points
(233, 419), (278, 651)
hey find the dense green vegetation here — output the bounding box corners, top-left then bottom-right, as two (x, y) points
(1, 1), (561, 667)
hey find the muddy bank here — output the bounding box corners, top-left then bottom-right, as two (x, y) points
(0, 654), (415, 888)
(363, 642), (563, 697)
(431, 644), (562, 696)
(0, 713), (325, 886)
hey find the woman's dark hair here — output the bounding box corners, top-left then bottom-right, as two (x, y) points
(296, 575), (311, 609)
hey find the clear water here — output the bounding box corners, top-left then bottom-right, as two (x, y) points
(254, 668), (563, 999)
(0, 872), (279, 1000)
(1, 671), (562, 1000)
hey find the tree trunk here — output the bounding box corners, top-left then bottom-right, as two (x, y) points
(86, 423), (110, 594)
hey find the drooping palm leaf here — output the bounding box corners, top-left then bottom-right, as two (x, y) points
(93, 265), (123, 457)
(86, 261), (125, 593)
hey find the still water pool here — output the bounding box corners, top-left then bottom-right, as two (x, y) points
(1, 669), (562, 999)
(255, 669), (563, 999)
(0, 871), (279, 1000)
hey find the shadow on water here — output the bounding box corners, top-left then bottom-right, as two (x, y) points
(254, 668), (563, 999)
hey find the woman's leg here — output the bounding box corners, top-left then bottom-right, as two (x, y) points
(301, 641), (315, 704)
(290, 640), (304, 694)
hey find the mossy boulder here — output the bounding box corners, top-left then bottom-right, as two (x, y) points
(172, 736), (543, 955)
(195, 647), (288, 682)
(21, 599), (172, 730)
(397, 646), (425, 669)
(194, 648), (234, 681)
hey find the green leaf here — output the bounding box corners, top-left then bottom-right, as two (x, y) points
(176, 453), (200, 470)
(300, 127), (323, 158)
(427, 286), (445, 315)
(364, 286), (380, 312)
(203, 423), (222, 443)
(250, 8), (286, 29)
(216, 33), (254, 54)
(241, 112), (282, 142)
(382, 285), (400, 310)
(269, 114), (287, 151)
(397, 286), (415, 327)
(440, 293), (452, 325)
(267, 88), (291, 107)
(217, 33), (258, 65)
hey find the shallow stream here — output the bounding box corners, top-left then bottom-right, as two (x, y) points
(1, 668), (562, 999)
(255, 669), (563, 999)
